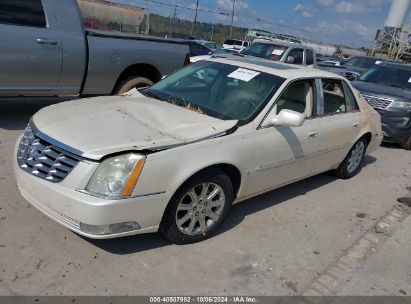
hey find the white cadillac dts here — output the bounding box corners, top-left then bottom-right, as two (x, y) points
(14, 56), (383, 244)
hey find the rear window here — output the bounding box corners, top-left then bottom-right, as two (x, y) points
(0, 0), (46, 27)
(225, 39), (242, 46)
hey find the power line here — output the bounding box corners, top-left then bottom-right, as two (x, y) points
(119, 0), (373, 45)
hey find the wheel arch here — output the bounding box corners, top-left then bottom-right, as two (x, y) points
(173, 163), (243, 199)
(112, 63), (162, 94)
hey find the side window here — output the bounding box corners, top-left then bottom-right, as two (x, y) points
(0, 0), (46, 28)
(288, 48), (304, 64)
(322, 79), (347, 115)
(276, 80), (314, 117)
(306, 49), (314, 65)
(342, 81), (359, 112)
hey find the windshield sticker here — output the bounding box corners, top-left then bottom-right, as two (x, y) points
(272, 49), (284, 56)
(408, 76), (411, 83)
(228, 68), (260, 82)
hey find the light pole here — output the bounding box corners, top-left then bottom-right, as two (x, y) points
(169, 5), (177, 38)
(229, 0), (236, 39)
(191, 0), (199, 36)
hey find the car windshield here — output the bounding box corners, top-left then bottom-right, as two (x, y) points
(224, 39), (242, 46)
(358, 65), (411, 91)
(142, 61), (285, 122)
(240, 43), (288, 61)
(345, 57), (378, 69)
(205, 42), (219, 50)
(212, 49), (237, 55)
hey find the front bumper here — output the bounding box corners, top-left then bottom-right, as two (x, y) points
(14, 142), (171, 239)
(378, 110), (411, 142)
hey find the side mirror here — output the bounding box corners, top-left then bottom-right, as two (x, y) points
(286, 56), (295, 64)
(272, 109), (305, 127)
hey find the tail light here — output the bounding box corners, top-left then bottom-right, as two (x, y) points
(183, 53), (190, 66)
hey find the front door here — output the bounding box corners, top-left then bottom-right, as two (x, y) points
(245, 79), (321, 196)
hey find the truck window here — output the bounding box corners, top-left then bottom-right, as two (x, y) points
(306, 49), (314, 65)
(288, 49), (304, 64)
(0, 0), (46, 28)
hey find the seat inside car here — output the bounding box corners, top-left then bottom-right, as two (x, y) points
(323, 81), (346, 114)
(276, 82), (313, 117)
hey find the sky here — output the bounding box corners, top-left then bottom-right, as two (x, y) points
(122, 0), (411, 48)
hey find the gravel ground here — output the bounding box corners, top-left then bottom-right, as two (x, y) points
(0, 97), (410, 296)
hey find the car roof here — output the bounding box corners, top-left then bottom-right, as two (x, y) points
(252, 39), (313, 51)
(378, 62), (411, 70)
(207, 55), (345, 79)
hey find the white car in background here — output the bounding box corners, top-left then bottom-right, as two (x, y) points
(15, 57), (382, 244)
(190, 48), (240, 63)
(223, 39), (250, 51)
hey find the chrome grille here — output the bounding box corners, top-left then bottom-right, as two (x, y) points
(362, 94), (394, 110)
(17, 124), (82, 183)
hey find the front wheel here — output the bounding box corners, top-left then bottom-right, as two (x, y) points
(335, 137), (367, 179)
(160, 169), (233, 244)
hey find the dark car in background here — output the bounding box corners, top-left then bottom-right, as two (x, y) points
(352, 62), (411, 149)
(182, 40), (214, 57)
(319, 56), (383, 81)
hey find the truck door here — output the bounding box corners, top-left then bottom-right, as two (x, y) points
(0, 0), (63, 95)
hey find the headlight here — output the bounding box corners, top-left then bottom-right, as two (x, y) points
(390, 101), (411, 111)
(86, 153), (145, 198)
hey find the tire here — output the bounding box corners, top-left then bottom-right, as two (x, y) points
(399, 136), (411, 150)
(335, 137), (368, 179)
(113, 76), (153, 95)
(159, 169), (234, 245)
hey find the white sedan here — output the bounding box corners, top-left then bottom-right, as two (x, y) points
(14, 56), (383, 244)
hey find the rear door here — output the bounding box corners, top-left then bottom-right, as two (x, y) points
(0, 0), (63, 95)
(310, 78), (364, 173)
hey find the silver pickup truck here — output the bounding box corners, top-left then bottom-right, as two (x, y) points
(0, 0), (190, 96)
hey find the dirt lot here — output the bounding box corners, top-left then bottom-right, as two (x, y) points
(0, 97), (410, 296)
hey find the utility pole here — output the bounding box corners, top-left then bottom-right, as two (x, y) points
(169, 5), (177, 38)
(191, 0), (199, 36)
(229, 0), (235, 39)
(211, 25), (215, 41)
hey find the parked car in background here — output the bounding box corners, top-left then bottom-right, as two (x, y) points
(240, 40), (317, 67)
(317, 55), (343, 66)
(352, 62), (411, 149)
(319, 56), (383, 81)
(0, 0), (190, 97)
(223, 39), (250, 51)
(15, 57), (382, 244)
(196, 40), (223, 51)
(190, 48), (240, 63)
(177, 40), (214, 57)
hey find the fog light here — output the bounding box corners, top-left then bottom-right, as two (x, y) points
(80, 222), (141, 235)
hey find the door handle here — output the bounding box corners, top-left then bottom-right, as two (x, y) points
(307, 131), (319, 139)
(36, 38), (58, 45)
(353, 122), (360, 128)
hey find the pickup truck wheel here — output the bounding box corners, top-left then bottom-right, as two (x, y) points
(160, 169), (233, 245)
(114, 76), (153, 95)
(399, 136), (411, 150)
(335, 137), (367, 179)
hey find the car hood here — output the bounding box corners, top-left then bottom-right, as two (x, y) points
(351, 81), (411, 101)
(32, 96), (238, 160)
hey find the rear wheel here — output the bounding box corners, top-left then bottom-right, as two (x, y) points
(335, 137), (367, 179)
(113, 76), (153, 95)
(399, 136), (411, 150)
(160, 169), (233, 244)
